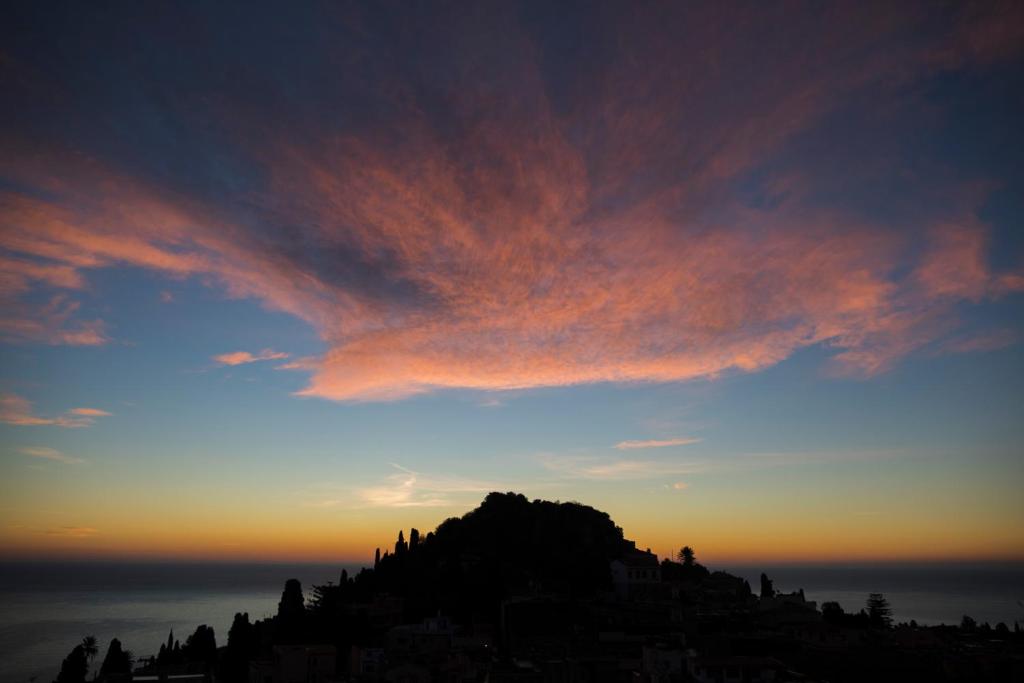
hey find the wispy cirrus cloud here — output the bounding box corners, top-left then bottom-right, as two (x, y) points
(541, 448), (903, 482)
(1, 3), (1022, 401)
(937, 329), (1019, 355)
(614, 437), (701, 450)
(19, 446), (83, 464)
(213, 349), (290, 366)
(539, 454), (708, 481)
(0, 393), (111, 428)
(0, 294), (108, 346)
(351, 464), (501, 509)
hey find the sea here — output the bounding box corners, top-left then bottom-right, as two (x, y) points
(0, 561), (1022, 683)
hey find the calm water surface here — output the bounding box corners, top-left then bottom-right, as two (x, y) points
(0, 562), (347, 683)
(727, 563), (1024, 627)
(0, 561), (1022, 683)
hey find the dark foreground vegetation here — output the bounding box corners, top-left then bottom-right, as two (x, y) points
(54, 493), (1024, 682)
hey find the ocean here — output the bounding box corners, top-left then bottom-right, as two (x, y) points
(0, 561), (1021, 683)
(725, 563), (1024, 627)
(0, 562), (347, 683)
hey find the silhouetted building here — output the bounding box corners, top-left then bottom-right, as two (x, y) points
(611, 549), (662, 600)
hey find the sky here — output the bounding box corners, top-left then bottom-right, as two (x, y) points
(1, 1), (1023, 565)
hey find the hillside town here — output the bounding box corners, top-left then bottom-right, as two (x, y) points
(54, 494), (1024, 683)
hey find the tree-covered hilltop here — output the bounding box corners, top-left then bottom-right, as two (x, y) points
(315, 491), (637, 625)
(123, 492), (644, 681)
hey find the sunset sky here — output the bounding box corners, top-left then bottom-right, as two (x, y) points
(1, 1), (1022, 565)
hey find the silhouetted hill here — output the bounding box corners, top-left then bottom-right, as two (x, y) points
(341, 492), (635, 624)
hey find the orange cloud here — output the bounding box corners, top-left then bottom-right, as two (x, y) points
(0, 294), (108, 346)
(213, 349), (290, 366)
(68, 407), (111, 416)
(0, 394), (111, 428)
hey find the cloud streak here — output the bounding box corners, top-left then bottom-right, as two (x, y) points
(213, 349), (290, 366)
(19, 446), (83, 464)
(539, 454), (708, 481)
(353, 464), (502, 509)
(0, 394), (111, 428)
(540, 448), (904, 481)
(615, 438), (701, 450)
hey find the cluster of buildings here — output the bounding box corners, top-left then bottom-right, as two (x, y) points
(124, 548), (1023, 682)
(243, 549), (826, 683)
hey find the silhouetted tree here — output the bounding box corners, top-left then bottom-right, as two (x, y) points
(54, 644), (88, 683)
(99, 638), (132, 676)
(227, 612), (254, 651)
(678, 546), (695, 566)
(395, 529), (407, 555)
(867, 593), (892, 628)
(183, 625), (216, 667)
(410, 527), (420, 550)
(374, 547), (381, 568)
(961, 614), (977, 631)
(822, 601), (845, 623)
(55, 635), (100, 683)
(81, 637), (98, 663)
(220, 613), (255, 683)
(760, 573), (775, 598)
(277, 578), (304, 620)
(276, 578), (306, 643)
(157, 630), (174, 663)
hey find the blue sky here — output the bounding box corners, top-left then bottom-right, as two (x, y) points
(1, 1), (1022, 562)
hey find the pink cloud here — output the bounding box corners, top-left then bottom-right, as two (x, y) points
(0, 394), (110, 428)
(19, 446), (84, 465)
(68, 407), (112, 417)
(939, 329), (1019, 355)
(1, 4), (1021, 401)
(213, 349), (291, 366)
(0, 294), (108, 346)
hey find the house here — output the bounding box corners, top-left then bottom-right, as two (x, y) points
(759, 590), (817, 612)
(611, 550), (662, 600)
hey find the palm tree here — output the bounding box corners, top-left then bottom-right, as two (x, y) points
(81, 636), (98, 662)
(678, 546), (695, 566)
